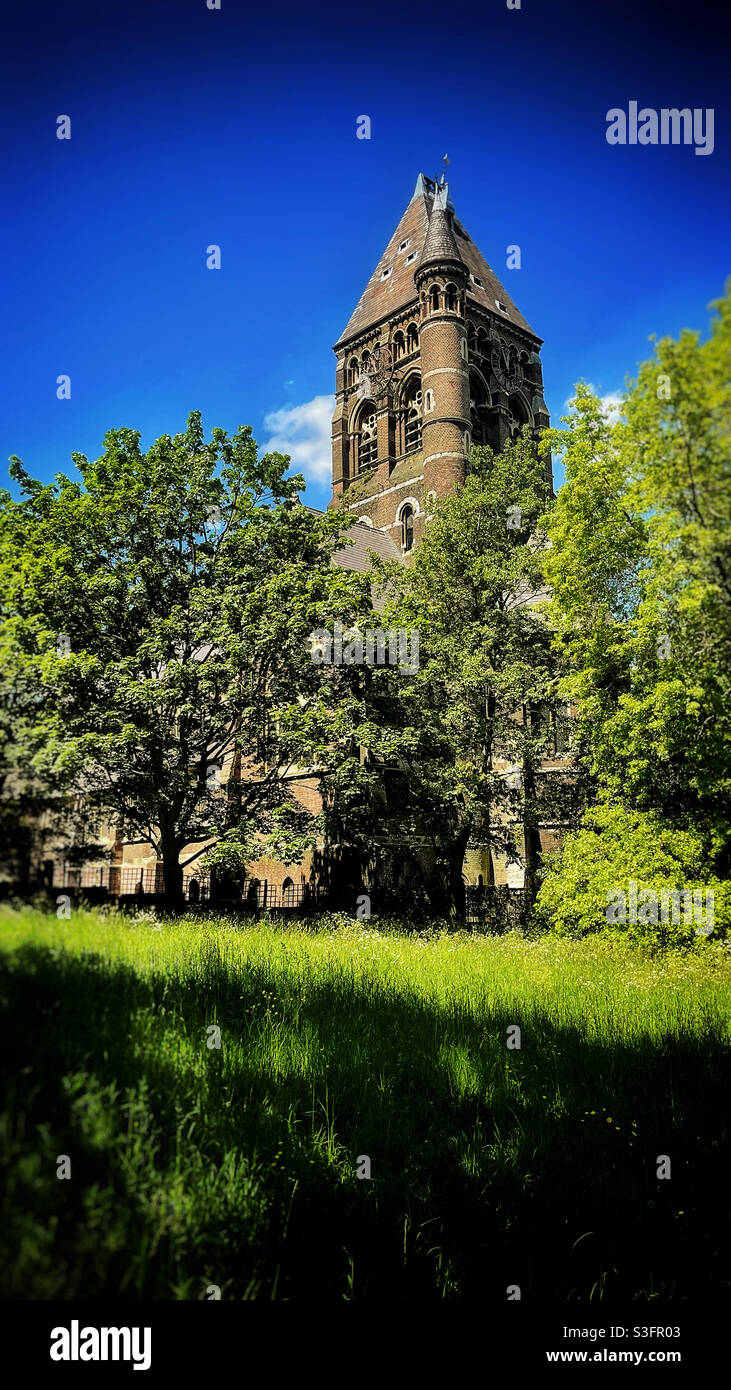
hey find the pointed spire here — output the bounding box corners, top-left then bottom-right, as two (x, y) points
(418, 180), (463, 271)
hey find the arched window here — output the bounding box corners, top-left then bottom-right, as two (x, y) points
(347, 358), (359, 387)
(356, 405), (378, 470)
(282, 877), (295, 907)
(508, 394), (531, 439)
(406, 322), (419, 355)
(393, 331), (405, 361)
(467, 322), (476, 357)
(246, 878), (260, 907)
(445, 282), (458, 312)
(424, 389), (435, 413)
(401, 377), (423, 454)
(476, 327), (488, 358)
(429, 284), (441, 314)
(401, 505), (414, 553)
(469, 372), (490, 446)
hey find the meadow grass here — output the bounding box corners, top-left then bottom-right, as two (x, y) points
(1, 904), (730, 1300)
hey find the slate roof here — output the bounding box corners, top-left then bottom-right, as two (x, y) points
(335, 173), (537, 347)
(332, 520), (403, 572)
(305, 507), (403, 573)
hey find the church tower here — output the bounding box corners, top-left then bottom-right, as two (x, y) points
(330, 172), (551, 554)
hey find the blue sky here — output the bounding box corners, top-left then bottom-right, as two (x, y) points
(2, 0), (728, 506)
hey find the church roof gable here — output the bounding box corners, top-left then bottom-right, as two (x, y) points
(335, 175), (537, 347)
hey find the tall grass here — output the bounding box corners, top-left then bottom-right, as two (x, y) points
(1, 905), (729, 1300)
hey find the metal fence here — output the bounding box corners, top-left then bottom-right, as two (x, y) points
(52, 864), (527, 927)
(465, 885), (528, 929)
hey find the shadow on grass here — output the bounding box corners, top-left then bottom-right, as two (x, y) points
(1, 940), (729, 1300)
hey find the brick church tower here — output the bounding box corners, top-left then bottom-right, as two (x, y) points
(330, 173), (551, 553)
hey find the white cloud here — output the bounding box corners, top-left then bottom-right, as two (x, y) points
(263, 394), (335, 484)
(598, 390), (624, 424)
(562, 385), (624, 424)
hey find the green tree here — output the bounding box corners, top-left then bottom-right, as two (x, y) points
(2, 413), (367, 906)
(537, 283), (731, 932)
(371, 432), (574, 919)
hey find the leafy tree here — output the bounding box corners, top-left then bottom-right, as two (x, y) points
(534, 803), (729, 945)
(537, 283), (731, 933)
(543, 287), (731, 851)
(370, 431), (576, 919)
(2, 413), (367, 905)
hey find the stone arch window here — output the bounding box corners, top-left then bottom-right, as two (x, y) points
(246, 878), (260, 907)
(508, 393), (531, 438)
(463, 429), (471, 453)
(401, 504), (414, 553)
(467, 322), (476, 356)
(361, 349), (372, 376)
(424, 388), (435, 414)
(282, 876), (295, 907)
(444, 282), (459, 312)
(429, 283), (441, 314)
(476, 326), (488, 358)
(347, 357), (360, 387)
(354, 401), (378, 471)
(401, 376), (423, 454)
(469, 371), (490, 446)
(406, 322), (419, 355)
(393, 330), (405, 361)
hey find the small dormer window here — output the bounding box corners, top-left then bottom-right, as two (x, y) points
(405, 250), (417, 265)
(398, 238), (411, 252)
(381, 266), (392, 280)
(471, 274), (483, 287)
(495, 299), (508, 312)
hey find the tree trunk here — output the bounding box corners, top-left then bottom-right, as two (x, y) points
(161, 840), (184, 911)
(521, 752), (541, 914)
(434, 824), (471, 924)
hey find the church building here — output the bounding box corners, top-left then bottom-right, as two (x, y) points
(329, 171), (551, 552)
(49, 172), (567, 911)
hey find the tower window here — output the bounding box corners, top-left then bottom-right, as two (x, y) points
(401, 505), (414, 553)
(406, 323), (419, 354)
(393, 330), (405, 361)
(400, 376), (423, 455)
(429, 284), (441, 313)
(469, 371), (490, 446)
(405, 251), (417, 265)
(381, 266), (392, 280)
(347, 357), (359, 387)
(398, 238), (411, 252)
(445, 282), (458, 312)
(359, 411), (378, 468)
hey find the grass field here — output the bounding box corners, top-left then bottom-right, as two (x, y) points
(1, 904), (730, 1300)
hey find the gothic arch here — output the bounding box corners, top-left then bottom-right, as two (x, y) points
(507, 390), (533, 438)
(397, 371), (423, 456)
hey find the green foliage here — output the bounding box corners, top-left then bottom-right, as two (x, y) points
(538, 283), (731, 937)
(1, 413), (371, 896)
(1, 906), (729, 1299)
(369, 432), (575, 914)
(535, 803), (729, 944)
(542, 284), (731, 859)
